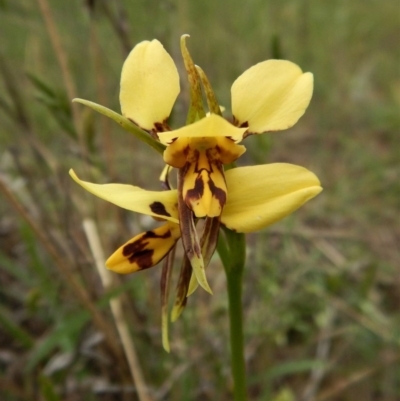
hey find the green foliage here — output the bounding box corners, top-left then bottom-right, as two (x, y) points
(27, 72), (76, 138)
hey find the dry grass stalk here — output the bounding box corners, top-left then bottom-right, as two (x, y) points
(82, 218), (154, 401)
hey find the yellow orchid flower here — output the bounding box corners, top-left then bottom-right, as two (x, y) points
(70, 36), (321, 358)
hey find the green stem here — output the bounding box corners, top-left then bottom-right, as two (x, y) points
(218, 228), (247, 401)
(226, 268), (247, 401)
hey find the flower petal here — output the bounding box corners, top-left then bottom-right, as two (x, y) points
(120, 40), (180, 130)
(69, 169), (179, 223)
(158, 114), (247, 144)
(231, 60), (313, 134)
(221, 164), (322, 232)
(106, 223), (181, 274)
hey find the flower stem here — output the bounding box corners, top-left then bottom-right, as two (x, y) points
(226, 267), (247, 401)
(218, 228), (247, 401)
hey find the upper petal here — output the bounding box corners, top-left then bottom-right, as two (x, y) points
(231, 60), (313, 134)
(69, 169), (179, 223)
(221, 164), (322, 233)
(120, 40), (180, 130)
(158, 114), (247, 144)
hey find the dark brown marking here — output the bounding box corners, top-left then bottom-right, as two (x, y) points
(232, 115), (249, 129)
(208, 177), (226, 207)
(182, 147), (228, 213)
(122, 230), (172, 269)
(154, 119), (171, 132)
(149, 201), (171, 217)
(185, 176), (204, 204)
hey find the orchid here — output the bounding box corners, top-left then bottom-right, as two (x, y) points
(71, 36), (322, 359)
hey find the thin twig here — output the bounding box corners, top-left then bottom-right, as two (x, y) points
(36, 0), (87, 158)
(89, 22), (115, 178)
(36, 0), (78, 119)
(82, 218), (154, 401)
(0, 54), (31, 132)
(100, 0), (132, 56)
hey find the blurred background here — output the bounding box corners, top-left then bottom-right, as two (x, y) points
(0, 0), (399, 400)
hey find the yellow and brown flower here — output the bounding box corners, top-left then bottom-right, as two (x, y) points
(71, 37), (321, 349)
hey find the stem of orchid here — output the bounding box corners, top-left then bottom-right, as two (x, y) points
(218, 227), (247, 401)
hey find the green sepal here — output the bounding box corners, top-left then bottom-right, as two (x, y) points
(160, 247), (175, 352)
(73, 98), (166, 154)
(180, 35), (206, 124)
(171, 255), (192, 322)
(187, 217), (220, 296)
(196, 66), (222, 116)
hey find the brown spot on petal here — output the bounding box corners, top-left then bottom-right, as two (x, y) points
(208, 176), (226, 208)
(150, 201), (171, 217)
(185, 175), (204, 207)
(232, 116), (250, 137)
(154, 120), (171, 132)
(122, 230), (172, 270)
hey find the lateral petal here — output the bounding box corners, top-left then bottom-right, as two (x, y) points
(69, 169), (179, 223)
(231, 60), (313, 134)
(120, 40), (180, 130)
(106, 223), (181, 274)
(222, 164), (322, 233)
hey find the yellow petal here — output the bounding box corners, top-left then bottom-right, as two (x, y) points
(231, 60), (313, 134)
(222, 164), (322, 232)
(69, 169), (179, 223)
(106, 223), (181, 274)
(163, 137), (190, 168)
(120, 40), (180, 130)
(158, 114), (247, 144)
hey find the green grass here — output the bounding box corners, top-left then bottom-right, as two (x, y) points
(1, 0), (399, 400)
